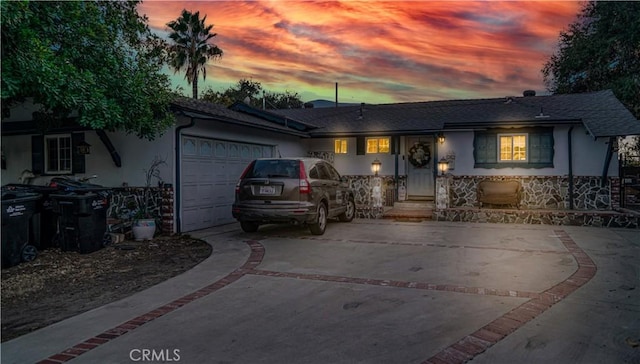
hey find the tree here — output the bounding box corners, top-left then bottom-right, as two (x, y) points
(264, 90), (304, 109)
(542, 1), (640, 118)
(542, 1), (640, 156)
(167, 9), (223, 99)
(1, 1), (175, 140)
(201, 78), (304, 109)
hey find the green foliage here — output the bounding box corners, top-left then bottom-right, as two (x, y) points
(167, 9), (223, 99)
(201, 78), (304, 109)
(1, 1), (175, 140)
(542, 1), (640, 119)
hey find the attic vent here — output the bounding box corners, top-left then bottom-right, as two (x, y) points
(523, 90), (536, 97)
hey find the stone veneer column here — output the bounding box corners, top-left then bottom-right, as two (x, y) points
(436, 176), (450, 210)
(161, 186), (174, 234)
(610, 177), (621, 209)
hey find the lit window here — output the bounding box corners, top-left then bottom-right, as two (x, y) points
(366, 137), (390, 154)
(334, 139), (348, 154)
(499, 134), (527, 161)
(45, 135), (72, 173)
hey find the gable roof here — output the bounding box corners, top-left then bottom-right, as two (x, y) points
(170, 97), (311, 137)
(271, 90), (640, 138)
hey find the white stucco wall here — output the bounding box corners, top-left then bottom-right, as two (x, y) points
(435, 125), (618, 177)
(1, 114), (307, 188)
(0, 130), (175, 188)
(306, 137), (406, 176)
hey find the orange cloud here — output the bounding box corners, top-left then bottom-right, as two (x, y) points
(139, 1), (581, 103)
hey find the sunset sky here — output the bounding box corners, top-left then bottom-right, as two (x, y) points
(138, 1), (584, 104)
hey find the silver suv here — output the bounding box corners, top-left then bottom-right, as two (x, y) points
(232, 158), (356, 235)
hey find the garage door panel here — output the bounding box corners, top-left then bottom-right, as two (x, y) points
(182, 160), (200, 184)
(182, 206), (213, 232)
(213, 204), (233, 225)
(182, 184), (199, 208)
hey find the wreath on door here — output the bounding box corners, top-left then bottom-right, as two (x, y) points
(408, 142), (431, 168)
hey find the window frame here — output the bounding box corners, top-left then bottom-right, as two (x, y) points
(334, 139), (348, 154)
(365, 137), (390, 154)
(44, 134), (73, 174)
(498, 133), (528, 163)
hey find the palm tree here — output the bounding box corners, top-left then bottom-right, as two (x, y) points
(167, 10), (222, 99)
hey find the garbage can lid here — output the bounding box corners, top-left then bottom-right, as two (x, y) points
(1, 191), (41, 202)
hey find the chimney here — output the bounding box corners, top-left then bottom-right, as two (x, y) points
(523, 90), (536, 97)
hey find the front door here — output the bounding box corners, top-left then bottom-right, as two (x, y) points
(406, 136), (434, 198)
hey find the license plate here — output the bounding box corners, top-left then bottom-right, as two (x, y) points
(259, 186), (276, 195)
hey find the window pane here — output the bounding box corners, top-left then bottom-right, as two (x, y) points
(513, 135), (526, 160)
(59, 137), (72, 171)
(366, 139), (378, 153)
(334, 140), (341, 153)
(47, 138), (58, 171)
(499, 136), (512, 161)
(378, 138), (390, 153)
(341, 140), (347, 153)
(334, 139), (347, 154)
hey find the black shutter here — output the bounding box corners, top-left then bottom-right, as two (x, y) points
(473, 132), (497, 167)
(528, 129), (554, 167)
(31, 135), (44, 174)
(356, 137), (365, 155)
(390, 136), (397, 155)
(71, 132), (86, 174)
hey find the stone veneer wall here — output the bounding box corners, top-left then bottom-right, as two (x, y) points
(434, 208), (638, 229)
(448, 175), (618, 210)
(344, 176), (406, 204)
(107, 186), (174, 234)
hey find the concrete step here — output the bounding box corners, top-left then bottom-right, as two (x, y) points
(384, 200), (434, 221)
(382, 208), (433, 221)
(393, 201), (435, 210)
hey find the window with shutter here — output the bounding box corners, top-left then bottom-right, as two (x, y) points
(31, 132), (86, 175)
(474, 128), (553, 169)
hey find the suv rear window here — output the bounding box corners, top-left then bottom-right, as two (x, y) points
(245, 160), (300, 179)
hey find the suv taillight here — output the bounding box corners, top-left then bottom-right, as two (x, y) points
(235, 161), (255, 193)
(299, 160), (311, 194)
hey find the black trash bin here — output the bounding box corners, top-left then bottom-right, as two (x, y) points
(1, 191), (41, 268)
(3, 184), (61, 250)
(51, 190), (110, 254)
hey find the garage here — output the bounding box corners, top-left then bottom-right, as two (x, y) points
(180, 135), (274, 232)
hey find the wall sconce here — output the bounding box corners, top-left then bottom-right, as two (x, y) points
(77, 141), (91, 155)
(371, 159), (381, 176)
(438, 157), (449, 176)
(437, 132), (445, 144)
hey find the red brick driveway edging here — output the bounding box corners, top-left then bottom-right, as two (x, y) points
(37, 229), (595, 364)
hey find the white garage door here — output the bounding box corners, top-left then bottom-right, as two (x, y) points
(181, 136), (273, 232)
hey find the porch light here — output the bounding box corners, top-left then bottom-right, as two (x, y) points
(438, 157), (449, 176)
(437, 132), (446, 144)
(77, 141), (91, 155)
(371, 159), (381, 176)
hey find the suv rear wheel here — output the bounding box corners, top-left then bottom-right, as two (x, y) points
(240, 221), (259, 233)
(338, 197), (355, 222)
(309, 202), (327, 235)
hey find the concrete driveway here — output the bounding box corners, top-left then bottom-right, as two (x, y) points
(2, 220), (639, 364)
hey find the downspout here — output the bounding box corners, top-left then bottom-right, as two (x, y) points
(601, 136), (615, 188)
(394, 135), (399, 200)
(175, 117), (196, 234)
(568, 126), (574, 210)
